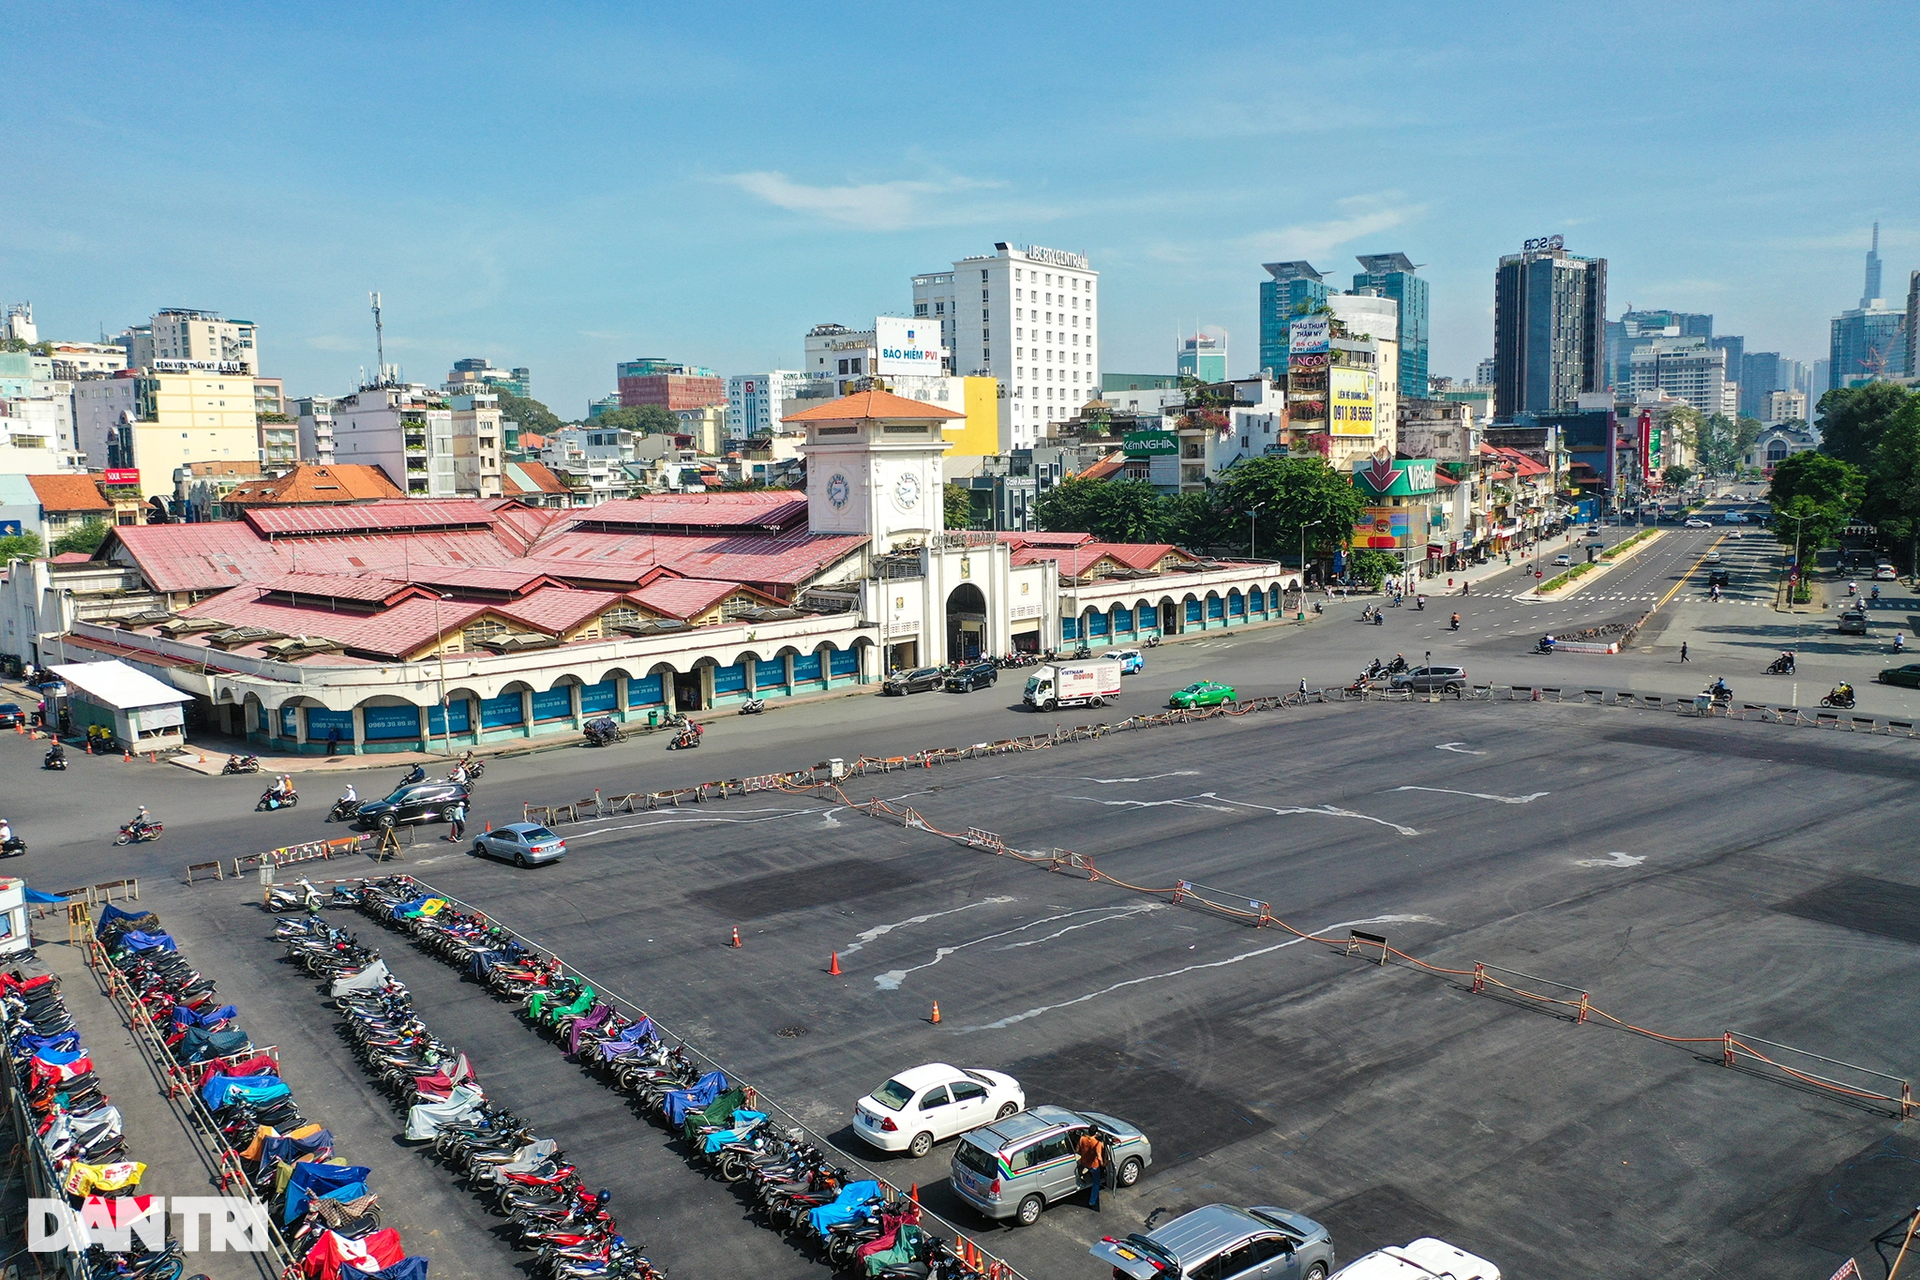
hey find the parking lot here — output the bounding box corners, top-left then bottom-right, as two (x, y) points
(127, 697), (1920, 1279)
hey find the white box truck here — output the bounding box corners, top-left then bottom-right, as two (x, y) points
(1022, 660), (1123, 711)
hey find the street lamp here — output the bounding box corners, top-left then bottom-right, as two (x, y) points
(430, 592), (454, 757)
(1249, 503), (1266, 559)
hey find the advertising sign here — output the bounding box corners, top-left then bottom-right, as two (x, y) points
(1288, 316), (1330, 356)
(1354, 507), (1412, 549)
(104, 468), (140, 486)
(1329, 366), (1378, 437)
(0, 521), (19, 537)
(1123, 431), (1179, 457)
(1638, 410), (1652, 479)
(874, 316), (945, 377)
(1352, 456), (1437, 497)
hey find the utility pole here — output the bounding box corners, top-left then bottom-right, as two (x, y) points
(370, 292), (385, 386)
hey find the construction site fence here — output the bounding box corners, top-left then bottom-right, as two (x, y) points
(220, 835), (376, 882)
(356, 876), (1033, 1280)
(516, 681), (1920, 831)
(70, 903), (295, 1278)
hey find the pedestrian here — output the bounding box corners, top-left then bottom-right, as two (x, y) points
(1680, 641), (1689, 663)
(446, 799), (467, 842)
(1298, 677), (1308, 697)
(1077, 1129), (1105, 1211)
(58, 707), (70, 738)
(326, 725), (341, 757)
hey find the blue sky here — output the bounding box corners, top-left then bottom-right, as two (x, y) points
(10, 1), (1917, 417)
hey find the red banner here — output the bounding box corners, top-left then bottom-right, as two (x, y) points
(103, 468), (140, 486)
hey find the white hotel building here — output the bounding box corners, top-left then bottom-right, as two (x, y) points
(912, 243), (1098, 452)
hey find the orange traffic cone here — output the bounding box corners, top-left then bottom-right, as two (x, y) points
(909, 1182), (919, 1204)
(828, 952), (841, 976)
(929, 1001), (941, 1024)
(12, 720), (20, 734)
(123, 748), (132, 763)
(484, 820), (492, 832)
(730, 927), (742, 948)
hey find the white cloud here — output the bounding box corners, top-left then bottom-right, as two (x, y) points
(719, 169), (1013, 232)
(1237, 194), (1429, 264)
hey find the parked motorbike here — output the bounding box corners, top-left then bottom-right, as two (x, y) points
(265, 879), (324, 914)
(258, 786), (299, 812)
(1072, 644), (1093, 659)
(222, 754), (260, 775)
(1143, 634), (1161, 648)
(582, 717), (626, 747)
(738, 698), (766, 716)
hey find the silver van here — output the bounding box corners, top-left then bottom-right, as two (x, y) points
(1090, 1203), (1337, 1280)
(948, 1104), (1151, 1226)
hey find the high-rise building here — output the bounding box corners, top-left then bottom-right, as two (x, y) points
(1829, 305), (1907, 389)
(446, 358), (530, 399)
(71, 368), (260, 500)
(727, 371), (814, 441)
(1630, 339), (1734, 414)
(911, 243), (1099, 450)
(1493, 237), (1607, 418)
(1739, 352), (1794, 419)
(616, 359), (724, 411)
(1710, 336), (1744, 409)
(1475, 357), (1497, 387)
(1353, 253), (1429, 400)
(1765, 389), (1808, 423)
(1257, 262), (1330, 375)
(1863, 221), (1884, 308)
(1907, 269), (1919, 382)
(1811, 360), (1831, 403)
(1177, 333), (1226, 383)
(1605, 309), (1712, 389)
(138, 309), (260, 375)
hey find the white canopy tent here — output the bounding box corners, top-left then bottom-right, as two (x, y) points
(50, 659), (190, 751)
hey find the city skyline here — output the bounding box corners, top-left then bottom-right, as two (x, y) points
(8, 1), (1916, 417)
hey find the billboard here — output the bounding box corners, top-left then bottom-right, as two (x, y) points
(1329, 366), (1377, 436)
(874, 316), (945, 377)
(1288, 316), (1330, 356)
(1123, 431), (1179, 457)
(1352, 456), (1437, 497)
(1354, 507), (1410, 549)
(103, 468), (140, 486)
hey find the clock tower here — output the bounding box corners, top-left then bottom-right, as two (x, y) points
(790, 388), (961, 551)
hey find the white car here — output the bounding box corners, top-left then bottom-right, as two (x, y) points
(853, 1063), (1025, 1157)
(1876, 565), (1899, 580)
(1704, 551), (1721, 563)
(1552, 553), (1572, 566)
(1727, 530), (1743, 540)
(1685, 518), (1711, 529)
(1333, 1237), (1501, 1280)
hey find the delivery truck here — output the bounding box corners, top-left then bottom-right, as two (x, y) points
(1022, 660), (1123, 711)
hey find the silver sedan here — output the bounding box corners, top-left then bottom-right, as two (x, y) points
(471, 822), (567, 867)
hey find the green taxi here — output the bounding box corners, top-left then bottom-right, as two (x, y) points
(1168, 681), (1237, 709)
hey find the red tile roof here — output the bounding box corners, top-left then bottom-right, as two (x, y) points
(250, 573), (434, 605)
(1009, 542), (1195, 576)
(50, 551), (92, 563)
(242, 499), (498, 538)
(626, 577), (776, 620)
(383, 565), (569, 597)
(575, 492), (807, 531)
(500, 461), (572, 497)
(28, 474), (110, 512)
(178, 590), (487, 659)
(784, 389), (965, 421)
(223, 464), (402, 507)
(108, 523), (521, 593)
(997, 532), (1094, 548)
(524, 529), (868, 593)
(493, 588), (626, 634)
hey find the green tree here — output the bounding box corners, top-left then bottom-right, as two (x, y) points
(1816, 382), (1917, 470)
(52, 519), (110, 557)
(1862, 398), (1920, 577)
(589, 404), (679, 435)
(1693, 413), (1760, 474)
(0, 532), (43, 562)
(1214, 455), (1367, 562)
(1344, 548), (1401, 590)
(1033, 477), (1165, 542)
(1665, 406), (1703, 467)
(1768, 452), (1863, 562)
(1156, 491), (1225, 552)
(490, 389), (566, 437)
(1661, 464), (1693, 488)
(943, 483), (975, 530)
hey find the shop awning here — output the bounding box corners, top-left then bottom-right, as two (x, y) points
(49, 660), (191, 711)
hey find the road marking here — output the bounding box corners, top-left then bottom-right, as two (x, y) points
(874, 903), (1151, 988)
(1079, 771), (1202, 784)
(957, 913), (1445, 1031)
(996, 902), (1167, 950)
(1575, 851), (1646, 868)
(1393, 785), (1549, 804)
(841, 897), (1017, 958)
(1069, 792), (1419, 835)
(1434, 742), (1485, 755)
(566, 807), (829, 839)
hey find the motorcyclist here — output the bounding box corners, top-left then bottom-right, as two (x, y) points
(1710, 677), (1731, 700)
(1898, 633), (1908, 654)
(1833, 681), (1856, 703)
(1450, 612), (1462, 631)
(0, 818), (10, 845)
(1872, 585), (1881, 601)
(339, 783), (357, 807)
(401, 763), (427, 786)
(127, 805), (153, 836)
(1539, 634), (1555, 652)
(1775, 651), (1795, 673)
(44, 741), (64, 766)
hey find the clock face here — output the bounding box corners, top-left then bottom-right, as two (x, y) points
(826, 473), (850, 508)
(893, 471), (921, 511)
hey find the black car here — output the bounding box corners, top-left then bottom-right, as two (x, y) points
(944, 661), (999, 693)
(1707, 568), (1731, 588)
(355, 781), (470, 829)
(0, 703), (24, 728)
(883, 667), (944, 696)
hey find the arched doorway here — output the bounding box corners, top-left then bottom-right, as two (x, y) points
(946, 583), (988, 661)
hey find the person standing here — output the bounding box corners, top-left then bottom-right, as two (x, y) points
(447, 799), (467, 843)
(326, 725), (341, 757)
(1680, 642), (1689, 664)
(1076, 1130), (1105, 1211)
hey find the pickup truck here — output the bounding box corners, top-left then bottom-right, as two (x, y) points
(1022, 661), (1122, 712)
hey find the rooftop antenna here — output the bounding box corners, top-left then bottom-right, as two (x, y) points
(370, 291), (385, 386)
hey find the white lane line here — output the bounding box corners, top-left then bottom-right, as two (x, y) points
(874, 904), (1152, 989)
(1069, 792), (1419, 835)
(1435, 743), (1486, 754)
(997, 902), (1167, 950)
(1575, 851), (1646, 868)
(958, 913), (1445, 1032)
(1392, 785), (1550, 805)
(842, 897), (1017, 958)
(566, 808), (829, 839)
(1080, 771), (1203, 784)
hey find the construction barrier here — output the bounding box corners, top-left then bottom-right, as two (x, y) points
(231, 833), (374, 878)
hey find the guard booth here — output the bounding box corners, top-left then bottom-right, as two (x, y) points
(50, 659), (190, 753)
